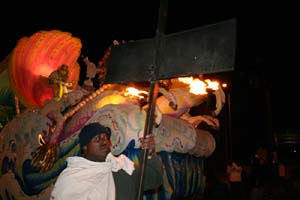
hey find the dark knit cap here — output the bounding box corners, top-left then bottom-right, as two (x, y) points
(78, 123), (111, 148)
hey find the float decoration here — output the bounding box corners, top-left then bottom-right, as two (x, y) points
(9, 30), (82, 108)
(0, 8), (236, 198)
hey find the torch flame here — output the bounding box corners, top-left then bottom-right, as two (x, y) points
(205, 79), (219, 90)
(178, 76), (219, 95)
(124, 87), (148, 99)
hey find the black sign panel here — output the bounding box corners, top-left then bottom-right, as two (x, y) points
(105, 19), (236, 84)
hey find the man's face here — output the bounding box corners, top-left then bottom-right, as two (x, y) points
(84, 133), (111, 162)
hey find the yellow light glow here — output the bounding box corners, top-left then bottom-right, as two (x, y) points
(94, 94), (128, 109)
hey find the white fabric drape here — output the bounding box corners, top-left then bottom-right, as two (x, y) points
(50, 153), (134, 200)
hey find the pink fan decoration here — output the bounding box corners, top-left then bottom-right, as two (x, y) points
(9, 30), (82, 108)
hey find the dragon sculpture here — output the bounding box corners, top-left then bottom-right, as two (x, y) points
(0, 30), (225, 200)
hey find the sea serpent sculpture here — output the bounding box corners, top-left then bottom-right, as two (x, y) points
(0, 34), (223, 199)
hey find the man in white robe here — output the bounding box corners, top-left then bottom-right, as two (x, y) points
(50, 122), (163, 200)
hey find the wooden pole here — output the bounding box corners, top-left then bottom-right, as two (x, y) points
(136, 0), (168, 199)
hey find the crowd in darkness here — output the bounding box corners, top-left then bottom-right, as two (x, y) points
(202, 146), (300, 200)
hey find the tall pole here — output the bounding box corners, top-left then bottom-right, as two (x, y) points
(223, 85), (232, 164)
(227, 89), (232, 163)
(136, 1), (168, 199)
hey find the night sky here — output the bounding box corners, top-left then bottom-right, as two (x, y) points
(1, 1), (299, 161)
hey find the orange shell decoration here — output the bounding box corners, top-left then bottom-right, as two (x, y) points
(9, 30), (82, 108)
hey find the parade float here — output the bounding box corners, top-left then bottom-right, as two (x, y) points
(0, 17), (235, 199)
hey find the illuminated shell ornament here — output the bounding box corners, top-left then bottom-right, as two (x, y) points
(9, 30), (82, 108)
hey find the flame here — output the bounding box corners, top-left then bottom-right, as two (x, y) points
(178, 76), (219, 95)
(124, 87), (148, 99)
(205, 79), (219, 90)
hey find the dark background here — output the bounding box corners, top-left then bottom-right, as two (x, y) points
(1, 0), (299, 166)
